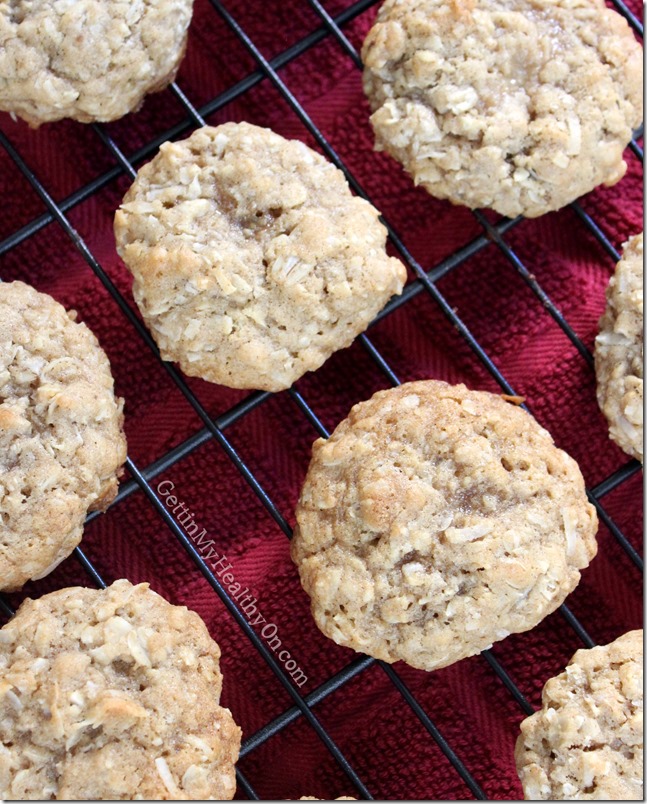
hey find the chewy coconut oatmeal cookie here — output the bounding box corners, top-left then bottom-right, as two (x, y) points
(0, 579), (241, 800)
(292, 380), (598, 671)
(361, 0), (643, 218)
(114, 122), (406, 392)
(515, 630), (643, 800)
(0, 281), (126, 592)
(0, 0), (194, 126)
(594, 233), (643, 462)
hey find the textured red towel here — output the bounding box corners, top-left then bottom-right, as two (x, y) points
(0, 0), (642, 800)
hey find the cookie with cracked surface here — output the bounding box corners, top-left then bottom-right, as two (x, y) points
(0, 281), (127, 592)
(515, 630), (643, 800)
(594, 233), (643, 462)
(291, 380), (598, 672)
(361, 0), (643, 218)
(0, 579), (242, 800)
(0, 0), (194, 126)
(114, 122), (407, 392)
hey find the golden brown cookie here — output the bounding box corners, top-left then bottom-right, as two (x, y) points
(0, 580), (241, 800)
(292, 380), (598, 671)
(361, 0), (643, 218)
(0, 281), (127, 592)
(114, 122), (406, 392)
(594, 233), (643, 462)
(516, 630), (643, 800)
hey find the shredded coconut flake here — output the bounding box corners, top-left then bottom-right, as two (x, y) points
(155, 757), (178, 796)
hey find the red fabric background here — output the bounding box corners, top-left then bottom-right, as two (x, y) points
(0, 0), (643, 800)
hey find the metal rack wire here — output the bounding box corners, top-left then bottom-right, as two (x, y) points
(0, 0), (643, 799)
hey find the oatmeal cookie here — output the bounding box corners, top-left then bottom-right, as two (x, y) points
(515, 630), (643, 800)
(594, 233), (643, 462)
(0, 0), (194, 126)
(0, 579), (241, 800)
(114, 122), (406, 392)
(0, 281), (127, 592)
(361, 0), (643, 218)
(292, 380), (598, 671)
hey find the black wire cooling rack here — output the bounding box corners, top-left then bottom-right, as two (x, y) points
(0, 0), (643, 799)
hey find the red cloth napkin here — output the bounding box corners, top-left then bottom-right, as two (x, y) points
(0, 0), (643, 800)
